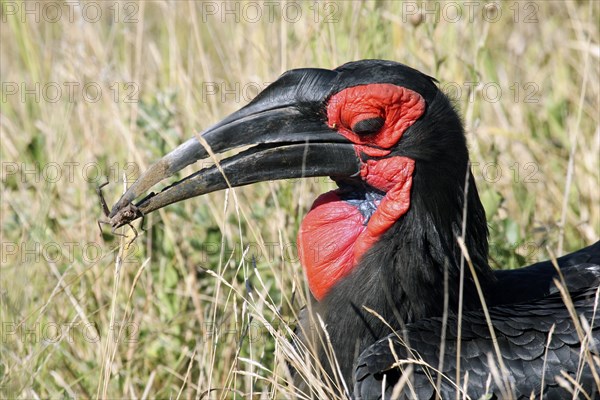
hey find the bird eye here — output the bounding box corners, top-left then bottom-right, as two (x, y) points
(352, 116), (385, 135)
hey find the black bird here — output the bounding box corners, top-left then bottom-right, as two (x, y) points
(108, 60), (600, 399)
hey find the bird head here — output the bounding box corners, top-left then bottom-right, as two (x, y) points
(109, 60), (478, 300)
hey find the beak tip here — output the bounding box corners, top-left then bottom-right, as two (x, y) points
(109, 158), (175, 218)
(108, 197), (130, 218)
(108, 200), (144, 228)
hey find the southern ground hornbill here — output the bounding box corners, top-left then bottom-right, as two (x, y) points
(107, 60), (600, 399)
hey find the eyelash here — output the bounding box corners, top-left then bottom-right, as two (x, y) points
(352, 116), (385, 135)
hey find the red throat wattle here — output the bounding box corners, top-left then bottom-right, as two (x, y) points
(297, 84), (425, 300)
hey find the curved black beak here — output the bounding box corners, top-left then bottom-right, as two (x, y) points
(108, 68), (360, 228)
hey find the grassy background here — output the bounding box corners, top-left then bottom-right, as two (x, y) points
(1, 1), (598, 398)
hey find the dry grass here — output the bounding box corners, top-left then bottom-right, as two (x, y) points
(1, 1), (598, 398)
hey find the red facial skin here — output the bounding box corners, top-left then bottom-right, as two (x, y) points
(326, 83), (426, 157)
(298, 84), (425, 300)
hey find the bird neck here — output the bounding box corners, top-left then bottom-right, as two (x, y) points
(379, 164), (496, 320)
(305, 167), (497, 387)
(317, 161), (496, 328)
